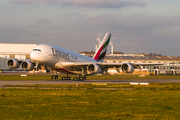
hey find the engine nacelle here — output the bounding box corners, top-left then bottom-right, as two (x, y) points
(121, 63), (134, 73)
(7, 59), (20, 69)
(21, 61), (34, 71)
(87, 64), (101, 74)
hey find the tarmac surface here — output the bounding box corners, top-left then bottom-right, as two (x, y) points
(0, 79), (180, 87)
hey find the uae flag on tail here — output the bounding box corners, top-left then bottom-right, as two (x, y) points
(93, 33), (111, 62)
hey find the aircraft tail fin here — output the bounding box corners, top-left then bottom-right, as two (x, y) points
(93, 33), (111, 62)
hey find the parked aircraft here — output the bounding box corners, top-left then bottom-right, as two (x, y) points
(5, 33), (162, 80)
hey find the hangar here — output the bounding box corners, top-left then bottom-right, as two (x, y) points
(0, 43), (37, 69)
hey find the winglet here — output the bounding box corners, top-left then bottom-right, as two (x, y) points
(93, 33), (111, 62)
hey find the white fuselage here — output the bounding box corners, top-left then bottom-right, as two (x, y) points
(30, 44), (96, 74)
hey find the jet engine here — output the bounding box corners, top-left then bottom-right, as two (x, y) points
(7, 59), (20, 69)
(121, 63), (134, 73)
(87, 64), (101, 74)
(21, 61), (34, 71)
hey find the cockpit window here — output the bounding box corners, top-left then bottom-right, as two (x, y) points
(33, 49), (41, 52)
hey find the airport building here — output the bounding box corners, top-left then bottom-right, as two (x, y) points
(0, 43), (180, 75)
(104, 54), (180, 75)
(0, 43), (37, 69)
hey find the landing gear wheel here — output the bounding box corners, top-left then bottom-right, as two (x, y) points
(80, 77), (83, 81)
(73, 77), (80, 81)
(51, 76), (55, 79)
(82, 77), (86, 81)
(73, 77), (78, 81)
(79, 77), (85, 81)
(62, 77), (71, 80)
(61, 73), (71, 80)
(73, 76), (86, 81)
(54, 75), (58, 79)
(51, 75), (58, 80)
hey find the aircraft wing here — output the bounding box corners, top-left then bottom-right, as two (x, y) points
(60, 62), (163, 67)
(58, 62), (120, 68)
(1, 56), (31, 62)
(57, 62), (164, 74)
(1, 57), (34, 70)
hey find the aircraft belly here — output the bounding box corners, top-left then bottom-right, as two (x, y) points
(52, 67), (81, 74)
(40, 60), (57, 67)
(62, 66), (82, 74)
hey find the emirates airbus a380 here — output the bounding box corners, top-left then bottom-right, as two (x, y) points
(5, 33), (162, 80)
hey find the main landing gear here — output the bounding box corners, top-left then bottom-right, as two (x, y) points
(51, 68), (87, 81)
(51, 75), (71, 80)
(73, 68), (87, 81)
(51, 75), (58, 79)
(51, 73), (71, 80)
(51, 74), (86, 81)
(73, 75), (86, 81)
(62, 73), (71, 80)
(62, 76), (71, 80)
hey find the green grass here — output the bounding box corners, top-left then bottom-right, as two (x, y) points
(0, 75), (52, 80)
(3, 83), (180, 90)
(0, 74), (180, 80)
(1, 83), (180, 119)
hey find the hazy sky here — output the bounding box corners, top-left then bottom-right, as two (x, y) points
(0, 0), (180, 56)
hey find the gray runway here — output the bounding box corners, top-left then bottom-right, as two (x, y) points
(0, 79), (180, 87)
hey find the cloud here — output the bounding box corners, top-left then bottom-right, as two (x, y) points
(9, 0), (61, 4)
(9, 0), (146, 8)
(78, 13), (180, 55)
(63, 0), (146, 8)
(84, 14), (180, 30)
(1, 6), (180, 56)
(35, 19), (50, 24)
(10, 0), (32, 4)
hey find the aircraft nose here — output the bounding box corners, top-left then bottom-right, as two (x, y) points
(30, 52), (36, 61)
(30, 51), (42, 61)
